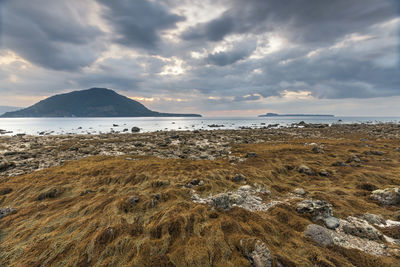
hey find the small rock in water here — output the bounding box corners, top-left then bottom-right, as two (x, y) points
(131, 127), (140, 133)
(323, 216), (340, 229)
(304, 224), (333, 247)
(370, 188), (400, 205)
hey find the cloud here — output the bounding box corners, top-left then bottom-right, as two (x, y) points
(96, 0), (185, 50)
(1, 0), (104, 71)
(206, 42), (256, 66)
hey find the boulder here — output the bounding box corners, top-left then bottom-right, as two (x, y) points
(342, 216), (383, 241)
(363, 213), (386, 225)
(131, 127), (140, 133)
(304, 224), (334, 247)
(370, 188), (400, 205)
(323, 216), (340, 229)
(296, 199), (333, 221)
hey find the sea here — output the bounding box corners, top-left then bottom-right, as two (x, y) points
(0, 116), (399, 136)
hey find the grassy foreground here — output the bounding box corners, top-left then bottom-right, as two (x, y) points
(1, 135), (400, 266)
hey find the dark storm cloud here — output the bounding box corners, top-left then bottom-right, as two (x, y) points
(206, 43), (256, 66)
(1, 0), (104, 70)
(96, 0), (185, 50)
(182, 0), (398, 44)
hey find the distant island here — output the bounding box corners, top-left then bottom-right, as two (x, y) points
(258, 113), (334, 117)
(1, 88), (202, 117)
(0, 106), (23, 116)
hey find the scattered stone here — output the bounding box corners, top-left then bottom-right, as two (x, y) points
(232, 174), (246, 183)
(341, 216), (383, 241)
(243, 240), (273, 267)
(37, 188), (61, 201)
(208, 124), (224, 128)
(296, 199), (333, 221)
(0, 207), (16, 219)
(346, 155), (361, 163)
(186, 179), (204, 187)
(323, 216), (340, 229)
(293, 188), (306, 196)
(297, 165), (313, 175)
(365, 150), (384, 156)
(123, 128), (129, 132)
(370, 188), (400, 205)
(311, 146), (324, 154)
(246, 152), (258, 158)
(363, 213), (386, 226)
(131, 127), (140, 133)
(129, 196), (140, 205)
(113, 124), (119, 127)
(318, 170), (329, 177)
(332, 161), (346, 167)
(304, 224), (334, 247)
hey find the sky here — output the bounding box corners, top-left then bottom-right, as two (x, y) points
(0, 0), (399, 116)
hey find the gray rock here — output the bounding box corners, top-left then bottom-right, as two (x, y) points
(0, 158), (15, 171)
(297, 165), (313, 175)
(232, 174), (246, 183)
(311, 146), (324, 154)
(342, 216), (383, 241)
(318, 170), (329, 177)
(332, 161), (346, 167)
(129, 196), (140, 205)
(370, 188), (400, 205)
(323, 216), (340, 229)
(363, 213), (386, 225)
(0, 207), (16, 219)
(304, 224), (334, 247)
(296, 199), (333, 221)
(294, 188), (306, 196)
(246, 152), (258, 158)
(131, 127), (140, 133)
(186, 179), (204, 187)
(249, 240), (273, 267)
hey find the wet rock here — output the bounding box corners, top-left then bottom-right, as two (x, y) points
(232, 174), (246, 183)
(363, 213), (386, 226)
(370, 188), (400, 205)
(131, 127), (140, 133)
(293, 188), (306, 196)
(323, 216), (340, 229)
(341, 216), (383, 241)
(0, 207), (16, 219)
(246, 152), (258, 158)
(297, 165), (313, 175)
(304, 224), (334, 247)
(296, 199), (333, 221)
(208, 124), (224, 128)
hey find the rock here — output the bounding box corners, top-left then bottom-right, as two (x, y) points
(186, 179), (204, 187)
(0, 158), (15, 171)
(363, 213), (386, 226)
(247, 240), (273, 267)
(113, 124), (119, 127)
(342, 216), (383, 241)
(346, 155), (361, 163)
(297, 165), (313, 175)
(370, 188), (400, 205)
(368, 150), (384, 156)
(0, 207), (16, 219)
(232, 174), (246, 183)
(332, 161), (346, 167)
(129, 196), (140, 205)
(0, 188), (13, 195)
(294, 188), (306, 196)
(246, 152), (258, 158)
(318, 170), (329, 177)
(323, 216), (340, 229)
(296, 199), (333, 221)
(311, 146), (324, 154)
(298, 121), (307, 126)
(131, 127), (140, 133)
(37, 188), (61, 201)
(123, 128), (129, 132)
(304, 224), (334, 247)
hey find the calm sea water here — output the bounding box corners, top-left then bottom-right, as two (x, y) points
(0, 116), (399, 136)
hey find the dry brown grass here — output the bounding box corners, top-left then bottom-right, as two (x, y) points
(0, 136), (400, 266)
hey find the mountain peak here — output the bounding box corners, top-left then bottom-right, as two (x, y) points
(1, 88), (201, 118)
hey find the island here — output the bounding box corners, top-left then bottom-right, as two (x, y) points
(1, 88), (202, 117)
(258, 112), (334, 117)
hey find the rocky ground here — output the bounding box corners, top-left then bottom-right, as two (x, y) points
(1, 123), (400, 266)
